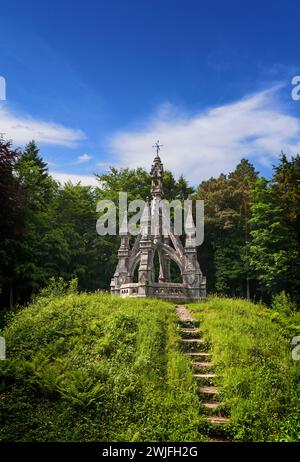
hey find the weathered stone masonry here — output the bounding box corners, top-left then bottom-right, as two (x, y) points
(110, 151), (206, 301)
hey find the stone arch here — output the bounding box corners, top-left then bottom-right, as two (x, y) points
(160, 242), (184, 272)
(128, 251), (141, 278)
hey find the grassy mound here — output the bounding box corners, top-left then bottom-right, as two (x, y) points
(0, 289), (201, 442)
(189, 297), (300, 441)
(1, 287), (299, 442)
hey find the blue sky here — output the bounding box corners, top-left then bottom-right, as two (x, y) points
(1, 0), (300, 185)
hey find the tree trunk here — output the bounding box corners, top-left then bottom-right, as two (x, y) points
(246, 277), (250, 300)
(9, 283), (13, 309)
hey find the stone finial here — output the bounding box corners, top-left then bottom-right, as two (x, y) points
(150, 146), (164, 196)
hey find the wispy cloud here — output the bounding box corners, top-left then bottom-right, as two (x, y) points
(0, 104), (85, 147)
(51, 171), (98, 186)
(96, 161), (116, 169)
(76, 153), (92, 163)
(109, 86), (300, 183)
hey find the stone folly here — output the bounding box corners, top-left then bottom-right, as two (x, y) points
(110, 151), (206, 301)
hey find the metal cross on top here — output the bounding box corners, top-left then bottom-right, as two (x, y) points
(152, 140), (163, 156)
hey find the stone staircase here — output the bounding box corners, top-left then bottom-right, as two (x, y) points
(175, 305), (231, 442)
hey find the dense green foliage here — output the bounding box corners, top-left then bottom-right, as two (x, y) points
(245, 155), (300, 302)
(0, 285), (202, 442)
(189, 296), (300, 441)
(195, 155), (300, 304)
(195, 159), (258, 298)
(0, 137), (299, 309)
(0, 139), (193, 310)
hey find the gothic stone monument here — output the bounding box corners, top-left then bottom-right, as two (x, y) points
(110, 144), (206, 301)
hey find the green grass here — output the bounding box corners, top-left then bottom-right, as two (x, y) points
(1, 287), (299, 442)
(188, 296), (300, 442)
(0, 290), (202, 442)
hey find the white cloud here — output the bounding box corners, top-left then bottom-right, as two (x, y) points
(96, 161), (116, 169)
(77, 153), (92, 163)
(0, 103), (85, 147)
(51, 171), (99, 186)
(109, 86), (300, 183)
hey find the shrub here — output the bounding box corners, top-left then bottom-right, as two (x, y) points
(272, 291), (297, 316)
(0, 292), (201, 442)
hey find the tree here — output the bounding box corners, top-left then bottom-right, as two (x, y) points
(271, 153), (300, 243)
(246, 166), (300, 303)
(19, 140), (48, 177)
(96, 166), (193, 203)
(0, 137), (24, 308)
(195, 160), (258, 297)
(12, 145), (59, 302)
(95, 166), (194, 287)
(1, 136), (299, 310)
(51, 182), (113, 291)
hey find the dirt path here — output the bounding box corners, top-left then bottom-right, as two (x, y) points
(175, 304), (196, 322)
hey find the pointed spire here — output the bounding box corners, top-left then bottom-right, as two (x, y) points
(150, 141), (164, 197)
(185, 200), (196, 248)
(151, 195), (161, 243)
(140, 198), (151, 237)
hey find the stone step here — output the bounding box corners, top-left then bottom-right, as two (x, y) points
(175, 306), (196, 322)
(199, 386), (219, 395)
(180, 327), (198, 334)
(180, 328), (199, 338)
(194, 373), (218, 379)
(185, 352), (211, 358)
(202, 401), (220, 410)
(193, 361), (213, 369)
(178, 320), (200, 329)
(205, 416), (230, 425)
(181, 338), (205, 343)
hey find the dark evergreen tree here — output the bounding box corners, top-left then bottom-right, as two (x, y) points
(0, 137), (25, 309)
(20, 140), (48, 177)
